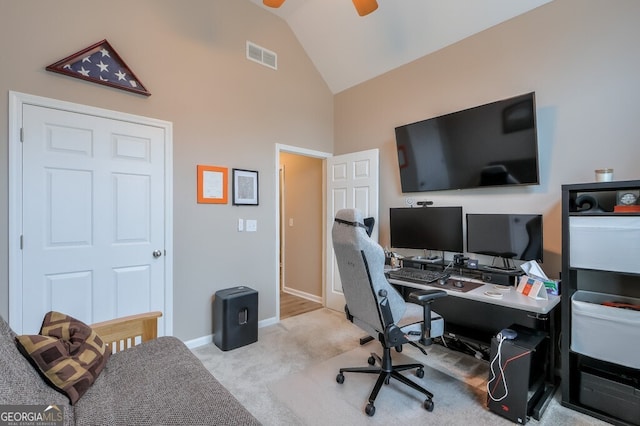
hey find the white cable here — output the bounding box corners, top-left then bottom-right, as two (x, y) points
(487, 336), (509, 402)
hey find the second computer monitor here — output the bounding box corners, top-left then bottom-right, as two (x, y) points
(466, 213), (543, 262)
(389, 207), (463, 252)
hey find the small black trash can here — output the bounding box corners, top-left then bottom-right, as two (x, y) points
(213, 286), (258, 351)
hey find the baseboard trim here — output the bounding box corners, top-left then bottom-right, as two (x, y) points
(282, 287), (323, 304)
(184, 315), (278, 349)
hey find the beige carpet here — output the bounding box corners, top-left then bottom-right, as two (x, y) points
(269, 344), (495, 425)
(193, 308), (608, 425)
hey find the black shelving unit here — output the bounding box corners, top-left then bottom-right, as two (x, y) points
(561, 180), (640, 426)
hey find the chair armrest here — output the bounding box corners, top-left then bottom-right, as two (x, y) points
(91, 311), (162, 353)
(407, 290), (446, 346)
(408, 289), (447, 305)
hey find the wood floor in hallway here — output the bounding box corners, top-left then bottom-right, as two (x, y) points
(280, 291), (323, 319)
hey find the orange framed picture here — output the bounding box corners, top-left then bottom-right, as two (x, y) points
(197, 165), (228, 204)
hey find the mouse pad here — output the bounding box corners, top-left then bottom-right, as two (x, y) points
(427, 279), (484, 293)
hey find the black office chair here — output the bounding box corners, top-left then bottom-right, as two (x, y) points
(331, 208), (447, 416)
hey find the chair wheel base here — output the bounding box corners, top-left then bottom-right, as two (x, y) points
(424, 398), (434, 411)
(365, 403), (375, 416)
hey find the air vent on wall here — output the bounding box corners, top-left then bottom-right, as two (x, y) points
(246, 41), (277, 70)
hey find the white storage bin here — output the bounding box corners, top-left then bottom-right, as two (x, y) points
(571, 290), (640, 369)
(569, 216), (640, 274)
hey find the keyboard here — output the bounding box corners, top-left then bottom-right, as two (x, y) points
(387, 267), (449, 284)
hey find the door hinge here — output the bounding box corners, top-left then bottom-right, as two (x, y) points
(20, 235), (23, 250)
(20, 127), (24, 143)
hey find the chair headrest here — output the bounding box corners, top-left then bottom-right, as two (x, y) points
(334, 209), (367, 231)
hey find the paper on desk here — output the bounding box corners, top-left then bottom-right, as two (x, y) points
(520, 260), (559, 296)
(517, 276), (548, 300)
(520, 260), (549, 280)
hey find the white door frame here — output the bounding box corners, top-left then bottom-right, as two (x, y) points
(274, 144), (331, 320)
(8, 91), (174, 335)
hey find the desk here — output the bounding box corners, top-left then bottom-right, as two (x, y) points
(389, 273), (561, 420)
(388, 275), (560, 315)
(388, 273), (559, 351)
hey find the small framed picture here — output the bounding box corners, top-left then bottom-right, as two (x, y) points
(232, 169), (259, 206)
(197, 165), (228, 204)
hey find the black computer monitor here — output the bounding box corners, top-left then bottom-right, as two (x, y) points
(389, 207), (463, 252)
(466, 213), (543, 263)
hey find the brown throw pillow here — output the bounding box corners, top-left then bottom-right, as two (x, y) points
(15, 311), (111, 405)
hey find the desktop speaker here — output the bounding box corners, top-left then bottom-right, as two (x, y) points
(481, 272), (515, 286)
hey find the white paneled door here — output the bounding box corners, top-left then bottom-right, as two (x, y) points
(325, 149), (379, 312)
(13, 96), (171, 335)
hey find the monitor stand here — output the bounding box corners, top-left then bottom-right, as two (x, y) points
(490, 256), (517, 271)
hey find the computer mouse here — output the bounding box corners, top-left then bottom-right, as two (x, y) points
(454, 281), (464, 288)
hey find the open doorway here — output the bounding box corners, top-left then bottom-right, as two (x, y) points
(276, 145), (331, 319)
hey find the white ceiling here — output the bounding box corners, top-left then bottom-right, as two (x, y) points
(251, 0), (552, 93)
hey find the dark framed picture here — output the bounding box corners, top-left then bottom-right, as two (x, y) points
(232, 169), (259, 206)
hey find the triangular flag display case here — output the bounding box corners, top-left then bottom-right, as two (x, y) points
(46, 39), (151, 96)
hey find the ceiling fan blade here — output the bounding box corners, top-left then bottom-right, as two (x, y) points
(264, 0), (286, 8)
(352, 0), (378, 16)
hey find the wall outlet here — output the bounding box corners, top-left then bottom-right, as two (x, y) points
(246, 219), (257, 232)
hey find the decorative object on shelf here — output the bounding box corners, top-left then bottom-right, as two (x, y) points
(263, 0), (378, 16)
(197, 165), (228, 204)
(594, 168), (613, 182)
(614, 189), (640, 213)
(573, 194), (604, 213)
(46, 40), (151, 96)
(232, 169), (259, 206)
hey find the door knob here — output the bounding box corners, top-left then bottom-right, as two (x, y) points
(153, 250), (162, 258)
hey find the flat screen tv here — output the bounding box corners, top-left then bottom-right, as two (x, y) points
(389, 207), (463, 252)
(395, 92), (539, 192)
(466, 213), (543, 265)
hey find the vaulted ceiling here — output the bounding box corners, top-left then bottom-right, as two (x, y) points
(250, 0), (553, 93)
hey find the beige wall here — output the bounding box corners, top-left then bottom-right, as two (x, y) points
(0, 0), (334, 340)
(3, 0), (640, 342)
(280, 153), (323, 299)
(334, 0), (640, 279)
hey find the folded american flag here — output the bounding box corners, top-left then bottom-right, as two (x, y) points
(46, 39), (150, 96)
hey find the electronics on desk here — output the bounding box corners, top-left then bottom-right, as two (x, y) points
(481, 271), (519, 286)
(389, 206), (463, 253)
(387, 208), (541, 289)
(466, 213), (543, 266)
(453, 254), (469, 267)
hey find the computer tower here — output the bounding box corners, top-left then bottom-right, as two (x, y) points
(213, 286), (258, 351)
(487, 325), (548, 424)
